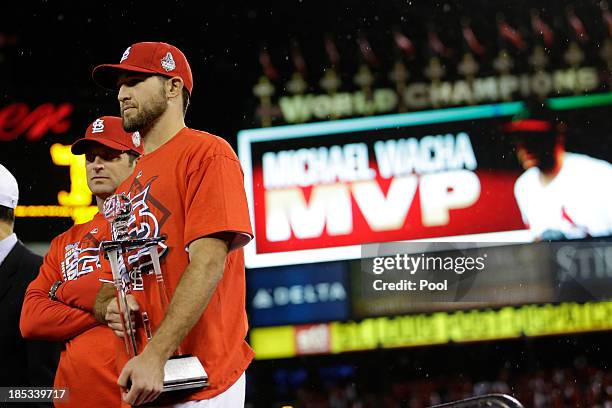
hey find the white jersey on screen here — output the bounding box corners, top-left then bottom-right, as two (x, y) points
(514, 152), (612, 240)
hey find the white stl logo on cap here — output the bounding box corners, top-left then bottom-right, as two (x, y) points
(161, 52), (176, 72)
(91, 119), (105, 133)
(132, 131), (141, 148)
(120, 46), (131, 63)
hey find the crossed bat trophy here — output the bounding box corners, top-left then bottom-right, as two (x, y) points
(101, 193), (208, 392)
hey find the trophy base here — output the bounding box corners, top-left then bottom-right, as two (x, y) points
(162, 355), (208, 392)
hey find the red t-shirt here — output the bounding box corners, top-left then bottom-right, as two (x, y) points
(21, 213), (121, 407)
(110, 127), (254, 401)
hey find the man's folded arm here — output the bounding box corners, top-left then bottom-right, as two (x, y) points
(20, 245), (99, 340)
(53, 269), (107, 313)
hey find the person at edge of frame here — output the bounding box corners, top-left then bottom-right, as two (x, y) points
(504, 99), (612, 241)
(0, 163), (60, 408)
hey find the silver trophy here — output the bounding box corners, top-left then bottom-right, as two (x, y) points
(100, 193), (208, 392)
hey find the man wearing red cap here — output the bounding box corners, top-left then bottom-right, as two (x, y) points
(21, 116), (143, 407)
(505, 101), (612, 240)
(91, 42), (253, 407)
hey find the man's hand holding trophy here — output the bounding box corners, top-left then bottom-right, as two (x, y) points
(100, 193), (208, 394)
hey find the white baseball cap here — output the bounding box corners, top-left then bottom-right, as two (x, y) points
(0, 164), (19, 209)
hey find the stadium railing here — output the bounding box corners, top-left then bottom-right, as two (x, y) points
(428, 394), (524, 408)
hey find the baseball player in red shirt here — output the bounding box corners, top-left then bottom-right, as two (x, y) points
(21, 116), (143, 407)
(90, 42), (254, 407)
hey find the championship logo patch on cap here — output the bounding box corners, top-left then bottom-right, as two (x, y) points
(91, 118), (105, 133)
(161, 52), (176, 72)
(132, 131), (141, 148)
(120, 46), (131, 63)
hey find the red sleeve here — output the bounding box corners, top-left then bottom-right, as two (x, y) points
(54, 253), (114, 312)
(183, 154), (254, 251)
(20, 237), (99, 341)
(54, 269), (104, 313)
(53, 221), (113, 312)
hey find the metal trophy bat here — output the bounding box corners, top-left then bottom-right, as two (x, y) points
(100, 193), (208, 392)
(100, 193), (140, 358)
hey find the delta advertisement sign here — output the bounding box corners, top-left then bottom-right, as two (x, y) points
(247, 262), (349, 327)
(237, 94), (610, 268)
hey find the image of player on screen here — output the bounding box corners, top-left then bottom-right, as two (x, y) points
(504, 100), (612, 241)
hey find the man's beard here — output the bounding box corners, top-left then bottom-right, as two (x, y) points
(122, 95), (167, 132)
(513, 133), (558, 172)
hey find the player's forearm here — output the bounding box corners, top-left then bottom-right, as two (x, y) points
(21, 287), (99, 340)
(144, 238), (227, 360)
(54, 271), (105, 312)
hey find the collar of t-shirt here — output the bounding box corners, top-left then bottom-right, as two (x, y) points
(0, 233), (17, 266)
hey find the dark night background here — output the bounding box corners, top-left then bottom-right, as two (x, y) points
(2, 1), (611, 406)
(2, 0), (605, 140)
(3, 0), (610, 242)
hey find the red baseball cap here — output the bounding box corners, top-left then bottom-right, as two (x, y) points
(92, 42), (193, 94)
(502, 119), (553, 133)
(71, 116), (144, 156)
